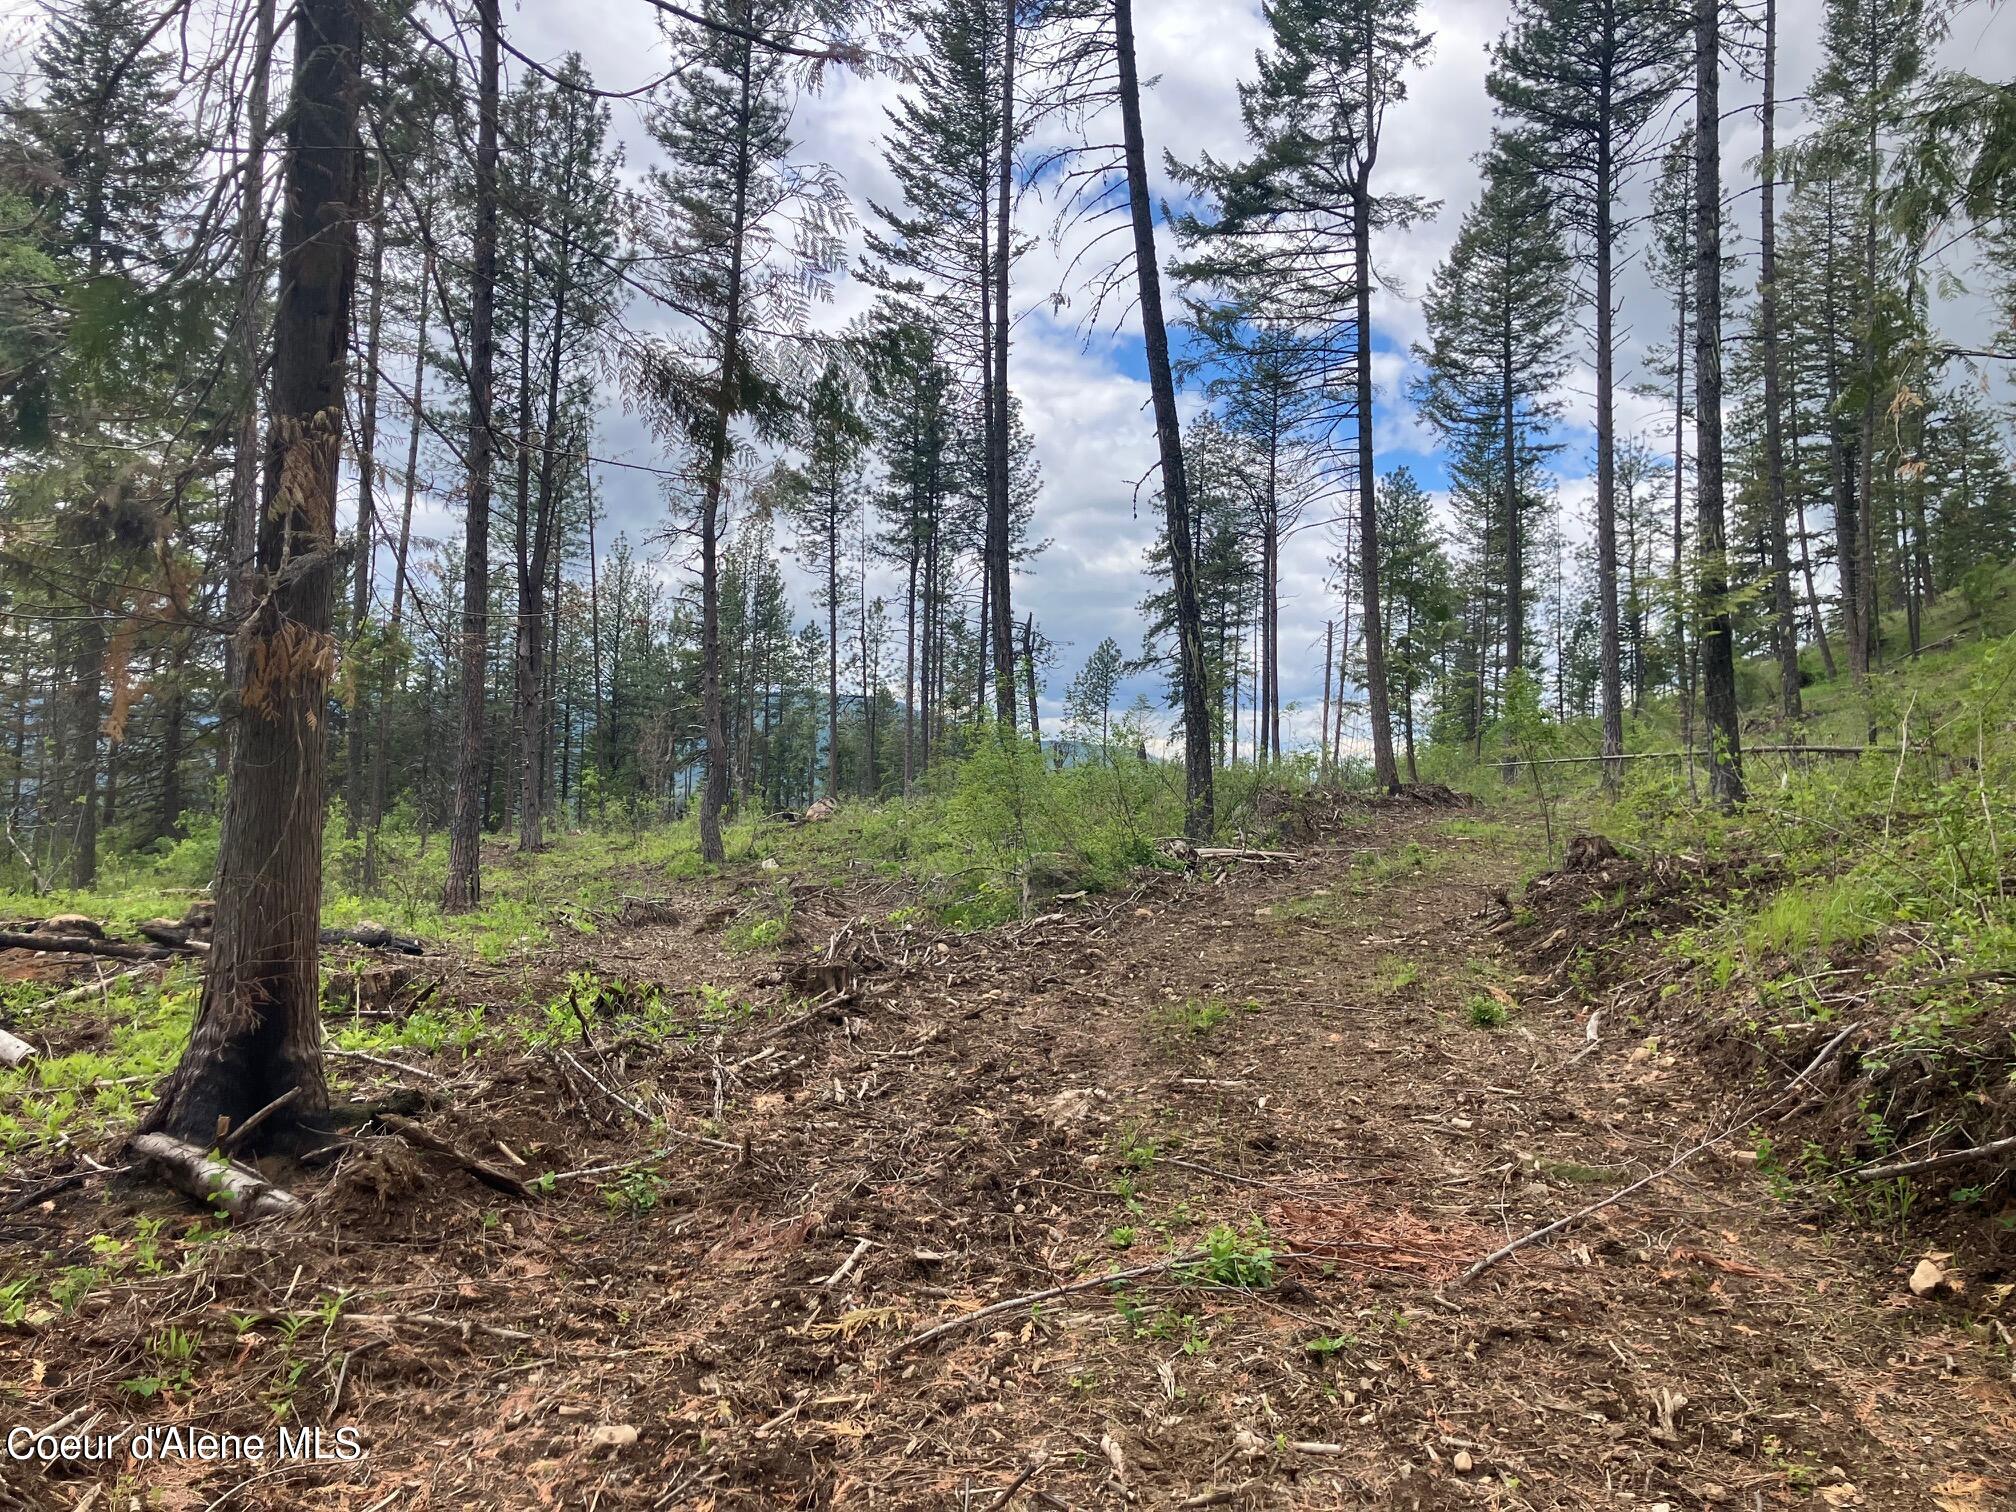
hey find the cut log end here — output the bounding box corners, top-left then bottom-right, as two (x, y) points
(0, 1027), (37, 1066)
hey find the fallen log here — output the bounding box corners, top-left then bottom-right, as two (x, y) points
(129, 1133), (301, 1220)
(320, 924), (424, 955)
(0, 928), (170, 962)
(137, 919), (208, 952)
(0, 1026), (36, 1066)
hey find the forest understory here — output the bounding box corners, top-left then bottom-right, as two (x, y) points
(3, 796), (2011, 1512)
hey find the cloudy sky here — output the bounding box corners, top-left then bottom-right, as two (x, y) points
(468, 0), (2010, 743)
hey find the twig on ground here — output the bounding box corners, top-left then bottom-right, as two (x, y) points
(324, 1046), (446, 1082)
(898, 1251), (1208, 1352)
(375, 1113), (532, 1198)
(2, 1158), (131, 1214)
(988, 1451), (1050, 1509)
(1843, 1134), (2016, 1183)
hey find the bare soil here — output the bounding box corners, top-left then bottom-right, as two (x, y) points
(4, 806), (2013, 1511)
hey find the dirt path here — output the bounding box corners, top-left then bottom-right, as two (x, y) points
(8, 810), (2012, 1511)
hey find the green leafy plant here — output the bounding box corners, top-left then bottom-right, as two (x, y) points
(1186, 1220), (1276, 1289)
(1466, 993), (1509, 1029)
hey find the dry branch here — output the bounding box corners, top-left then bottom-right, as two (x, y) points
(323, 1045), (446, 1082)
(898, 1250), (1208, 1352)
(218, 1087), (304, 1155)
(1845, 1134), (2016, 1183)
(0, 1026), (37, 1066)
(375, 1113), (533, 1198)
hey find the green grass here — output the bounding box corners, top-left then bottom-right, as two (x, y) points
(1151, 995), (1254, 1038)
(0, 967), (199, 1158)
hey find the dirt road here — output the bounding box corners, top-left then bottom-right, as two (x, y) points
(8, 807), (2011, 1510)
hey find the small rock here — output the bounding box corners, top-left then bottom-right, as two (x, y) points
(761, 857), (779, 871)
(1909, 1256), (1952, 1297)
(1453, 1450), (1474, 1473)
(586, 1424), (638, 1453)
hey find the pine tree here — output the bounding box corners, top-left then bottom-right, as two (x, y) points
(1112, 0), (1213, 837)
(1693, 0), (1743, 807)
(780, 358), (872, 799)
(498, 59), (622, 852)
(1489, 0), (1688, 791)
(862, 306), (957, 793)
(863, 0), (1027, 728)
(1414, 140), (1571, 687)
(1066, 637), (1125, 754)
(1376, 467), (1454, 781)
(1172, 0), (1432, 791)
(1809, 0), (1926, 683)
(143, 0), (363, 1149)
(10, 0), (206, 886)
(441, 0), (502, 911)
(633, 0), (849, 860)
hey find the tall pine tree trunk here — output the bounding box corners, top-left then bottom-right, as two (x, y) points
(364, 235), (431, 888)
(1351, 190), (1395, 788)
(1594, 125), (1626, 795)
(1759, 0), (1802, 723)
(442, 0), (501, 911)
(698, 27), (758, 863)
(345, 165), (386, 842)
(517, 245), (570, 852)
(223, 0), (277, 734)
(1115, 0), (1211, 837)
(1502, 310), (1522, 679)
(988, 0), (1018, 728)
(1694, 0), (1743, 808)
(143, 0), (361, 1147)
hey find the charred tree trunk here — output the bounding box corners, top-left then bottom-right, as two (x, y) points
(142, 0), (361, 1149)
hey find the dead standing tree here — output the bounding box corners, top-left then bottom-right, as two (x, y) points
(142, 0), (363, 1149)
